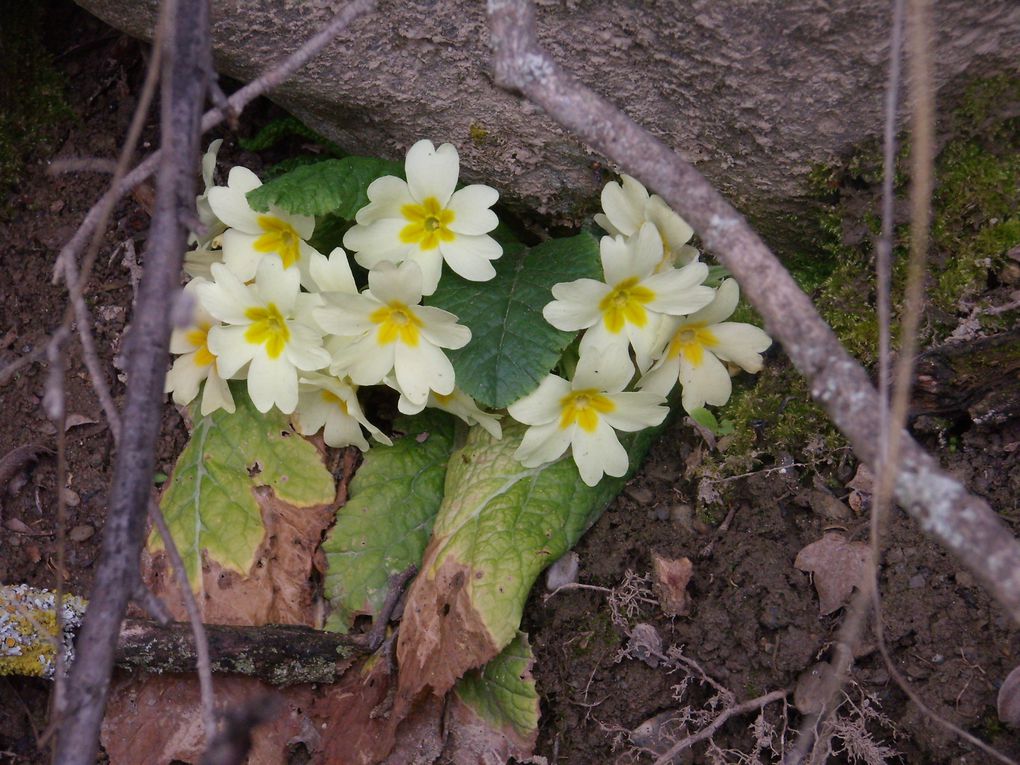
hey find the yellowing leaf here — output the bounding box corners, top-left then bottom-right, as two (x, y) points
(153, 385), (335, 590)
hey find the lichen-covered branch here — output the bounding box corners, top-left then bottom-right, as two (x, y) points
(486, 0), (1020, 623)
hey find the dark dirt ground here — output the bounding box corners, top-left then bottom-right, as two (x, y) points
(2, 3), (1019, 764)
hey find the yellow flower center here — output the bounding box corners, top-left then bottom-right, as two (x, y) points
(559, 388), (616, 433)
(185, 322), (215, 367)
(253, 215), (302, 269)
(399, 196), (456, 251)
(598, 277), (655, 333)
(667, 323), (718, 367)
(244, 303), (290, 359)
(369, 302), (423, 346)
(321, 390), (350, 414)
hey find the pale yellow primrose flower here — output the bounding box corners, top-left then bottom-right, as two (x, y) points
(594, 174), (699, 268)
(342, 139), (502, 296)
(197, 255), (330, 414)
(165, 279), (235, 416)
(292, 372), (391, 450)
(508, 352), (668, 487)
(314, 260), (471, 407)
(206, 166), (322, 289)
(391, 381), (503, 439)
(639, 279), (772, 413)
(543, 223), (715, 375)
(183, 140), (227, 280)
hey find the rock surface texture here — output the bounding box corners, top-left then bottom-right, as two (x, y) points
(74, 0), (1018, 245)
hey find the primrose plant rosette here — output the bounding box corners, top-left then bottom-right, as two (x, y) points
(342, 139), (502, 296)
(314, 260), (471, 407)
(197, 255), (330, 415)
(543, 222), (715, 375)
(207, 165), (322, 289)
(508, 353), (668, 487)
(639, 278), (772, 413)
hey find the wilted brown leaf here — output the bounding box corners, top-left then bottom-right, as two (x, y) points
(443, 692), (537, 765)
(101, 674), (313, 765)
(794, 532), (872, 615)
(143, 487), (334, 625)
(396, 554), (501, 701)
(651, 553), (693, 617)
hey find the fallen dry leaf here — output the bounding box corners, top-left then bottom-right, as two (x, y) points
(998, 665), (1020, 727)
(846, 463), (874, 515)
(651, 552), (693, 617)
(443, 692), (537, 765)
(101, 674), (314, 765)
(794, 532), (872, 615)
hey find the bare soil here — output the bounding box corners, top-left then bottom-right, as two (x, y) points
(2, 4), (1018, 764)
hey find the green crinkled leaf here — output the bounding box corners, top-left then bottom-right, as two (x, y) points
(322, 411), (456, 632)
(424, 417), (665, 654)
(246, 156), (404, 218)
(237, 115), (343, 155)
(153, 385), (335, 589)
(453, 631), (539, 742)
(427, 232), (602, 409)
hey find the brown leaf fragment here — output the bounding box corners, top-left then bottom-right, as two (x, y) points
(794, 488), (851, 521)
(313, 656), (402, 765)
(443, 691), (538, 765)
(794, 532), (872, 615)
(846, 463), (874, 515)
(65, 413), (98, 430)
(794, 661), (834, 715)
(101, 674), (313, 765)
(630, 710), (693, 764)
(651, 552), (693, 617)
(144, 489), (334, 626)
(382, 694), (445, 765)
(396, 555), (501, 701)
(0, 444), (50, 496)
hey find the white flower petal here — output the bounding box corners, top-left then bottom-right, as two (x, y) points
(679, 351), (732, 412)
(207, 324), (255, 379)
(199, 369), (235, 415)
(410, 250), (445, 296)
(630, 222), (665, 277)
(207, 176), (261, 233)
(438, 234), (501, 282)
(357, 176), (415, 224)
(446, 185), (499, 235)
(600, 175), (647, 237)
(284, 324), (330, 371)
(637, 356), (680, 397)
(395, 341), (456, 403)
(220, 229), (263, 283)
(599, 234), (634, 286)
(544, 279), (609, 331)
(578, 326), (634, 376)
(689, 278), (740, 325)
(368, 260), (424, 306)
(309, 248), (357, 294)
(255, 256), (299, 313)
(644, 276), (714, 317)
(405, 139), (459, 207)
(573, 348), (632, 393)
(343, 338), (395, 386)
(313, 295), (378, 337)
(166, 352), (206, 406)
(592, 212), (621, 238)
(602, 390), (668, 432)
(345, 219), (415, 262)
(507, 373), (570, 425)
(247, 351), (298, 414)
(416, 307), (472, 349)
(709, 323), (772, 372)
(647, 195), (694, 252)
(571, 420), (629, 486)
(514, 420), (572, 468)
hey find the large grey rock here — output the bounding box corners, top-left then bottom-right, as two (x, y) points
(74, 0), (1018, 247)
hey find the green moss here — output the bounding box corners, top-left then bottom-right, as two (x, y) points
(705, 75), (1019, 470)
(0, 5), (70, 191)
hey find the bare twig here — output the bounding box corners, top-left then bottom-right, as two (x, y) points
(356, 564), (418, 652)
(47, 157), (119, 175)
(485, 0), (1020, 623)
(52, 0), (377, 291)
(52, 0), (209, 761)
(148, 498), (216, 743)
(651, 688), (791, 765)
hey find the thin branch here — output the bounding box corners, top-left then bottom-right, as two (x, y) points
(52, 0), (209, 761)
(485, 0), (1020, 623)
(52, 0), (377, 291)
(148, 498), (216, 743)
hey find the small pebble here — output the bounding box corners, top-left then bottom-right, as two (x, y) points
(908, 573), (926, 589)
(69, 524), (95, 543)
(625, 485), (653, 504)
(545, 551), (579, 591)
(653, 505), (670, 522)
(61, 488), (81, 507)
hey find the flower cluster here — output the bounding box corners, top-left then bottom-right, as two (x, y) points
(516, 173), (772, 484)
(169, 140), (770, 486)
(169, 139), (503, 448)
